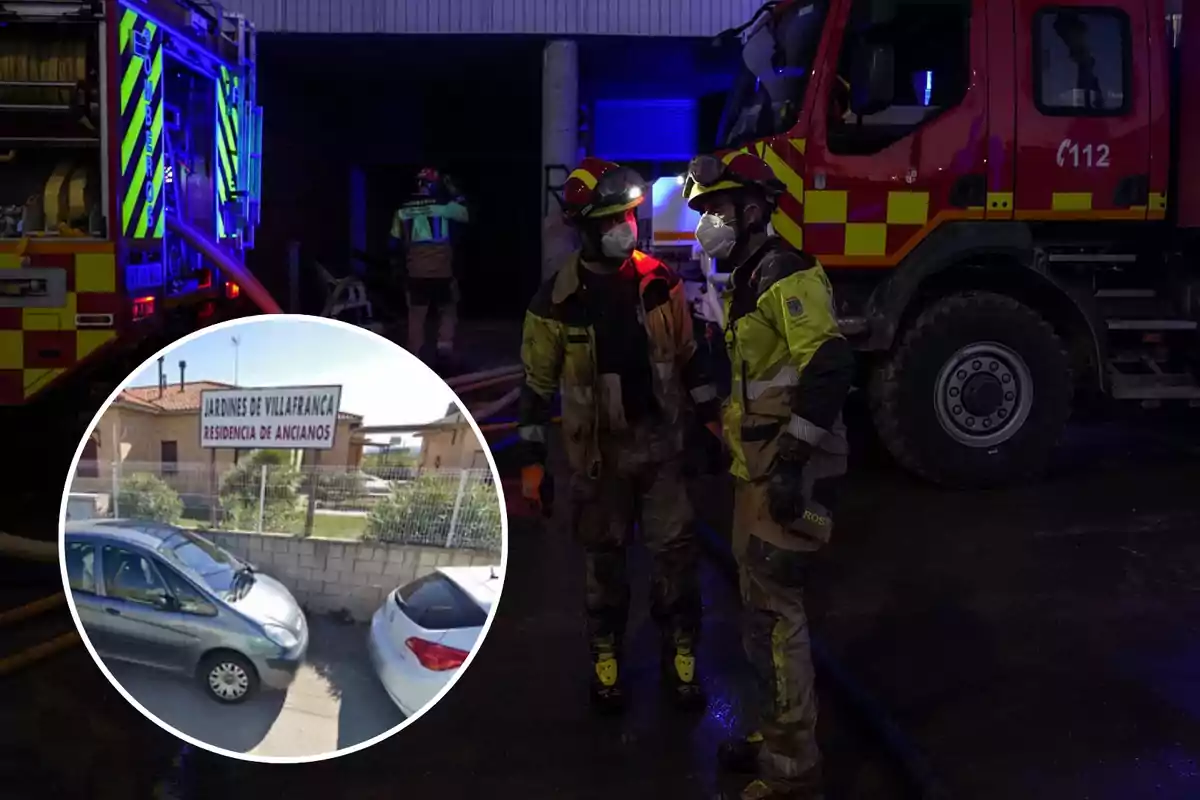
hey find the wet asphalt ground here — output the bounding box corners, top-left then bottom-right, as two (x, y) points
(1, 321), (1198, 798)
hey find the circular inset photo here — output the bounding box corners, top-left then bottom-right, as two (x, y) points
(58, 315), (507, 762)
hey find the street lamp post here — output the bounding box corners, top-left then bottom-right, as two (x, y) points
(232, 336), (241, 385)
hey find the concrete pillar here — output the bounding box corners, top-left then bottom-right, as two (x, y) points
(541, 39), (579, 280)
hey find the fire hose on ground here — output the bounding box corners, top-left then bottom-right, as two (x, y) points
(0, 534), (79, 677)
(166, 215), (285, 315)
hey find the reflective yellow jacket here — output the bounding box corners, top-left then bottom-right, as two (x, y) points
(722, 239), (854, 482)
(518, 250), (719, 477)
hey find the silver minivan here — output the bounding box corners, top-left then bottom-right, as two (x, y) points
(64, 519), (308, 704)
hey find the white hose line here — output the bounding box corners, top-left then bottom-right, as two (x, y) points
(445, 364), (523, 389)
(468, 387), (520, 424)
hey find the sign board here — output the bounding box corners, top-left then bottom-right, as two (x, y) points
(200, 385), (343, 450)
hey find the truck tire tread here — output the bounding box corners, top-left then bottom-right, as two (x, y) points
(869, 291), (1072, 488)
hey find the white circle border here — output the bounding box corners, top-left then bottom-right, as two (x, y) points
(56, 314), (511, 764)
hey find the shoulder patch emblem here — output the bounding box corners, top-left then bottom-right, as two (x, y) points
(786, 296), (805, 317)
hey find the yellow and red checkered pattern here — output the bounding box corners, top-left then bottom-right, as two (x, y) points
(799, 187), (933, 258)
(724, 138), (943, 266)
(0, 242), (120, 404)
(721, 137), (1169, 268)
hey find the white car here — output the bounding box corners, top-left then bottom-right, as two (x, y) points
(367, 565), (501, 716)
(360, 473), (393, 497)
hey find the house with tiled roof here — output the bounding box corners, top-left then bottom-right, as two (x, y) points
(77, 373), (366, 490)
(416, 402), (488, 471)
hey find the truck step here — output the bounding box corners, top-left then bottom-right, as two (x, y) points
(1109, 370), (1200, 401)
(1106, 318), (1198, 331)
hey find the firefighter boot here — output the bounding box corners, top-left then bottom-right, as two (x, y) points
(718, 731), (764, 773)
(663, 631), (705, 710)
(589, 636), (626, 712)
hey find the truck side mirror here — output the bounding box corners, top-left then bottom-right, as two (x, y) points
(849, 43), (895, 117)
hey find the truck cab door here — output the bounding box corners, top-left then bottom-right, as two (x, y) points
(801, 0), (987, 269)
(1013, 1), (1150, 219)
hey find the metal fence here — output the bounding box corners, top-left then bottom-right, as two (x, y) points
(69, 460), (502, 552)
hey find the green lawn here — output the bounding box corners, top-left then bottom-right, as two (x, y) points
(308, 513), (368, 540)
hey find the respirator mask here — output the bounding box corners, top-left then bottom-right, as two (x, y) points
(695, 213), (738, 260)
(600, 220), (638, 259)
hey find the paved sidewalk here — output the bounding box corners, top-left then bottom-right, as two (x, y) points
(106, 616), (405, 758)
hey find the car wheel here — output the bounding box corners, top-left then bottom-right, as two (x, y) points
(198, 651), (259, 704)
(870, 291), (1072, 488)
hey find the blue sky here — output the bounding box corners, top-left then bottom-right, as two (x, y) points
(129, 317), (458, 445)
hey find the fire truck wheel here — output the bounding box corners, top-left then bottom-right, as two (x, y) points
(870, 291), (1072, 488)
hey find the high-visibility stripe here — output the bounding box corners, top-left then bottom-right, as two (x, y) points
(1051, 192), (1092, 211)
(119, 9), (136, 54)
(804, 191), (848, 224)
(844, 222), (888, 256)
(216, 66), (242, 239)
(517, 425), (546, 443)
(690, 384), (718, 404)
(119, 11), (164, 239)
(756, 141), (804, 200)
(569, 168), (598, 190)
(771, 208), (804, 249)
(886, 192), (929, 225)
(746, 365), (798, 400)
(565, 386), (593, 404)
(786, 414), (828, 446)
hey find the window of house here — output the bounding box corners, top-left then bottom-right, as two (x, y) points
(450, 428), (458, 447)
(78, 438), (99, 478)
(827, 0), (972, 156)
(1034, 8), (1130, 115)
(160, 440), (178, 476)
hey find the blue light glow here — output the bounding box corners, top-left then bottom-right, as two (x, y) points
(592, 99), (697, 162)
(924, 70), (933, 106)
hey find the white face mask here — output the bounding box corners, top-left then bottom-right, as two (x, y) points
(695, 213), (738, 259)
(600, 220), (638, 259)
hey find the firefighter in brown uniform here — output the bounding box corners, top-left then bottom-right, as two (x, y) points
(517, 157), (722, 711)
(683, 153), (855, 800)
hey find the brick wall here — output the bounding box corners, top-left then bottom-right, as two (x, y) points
(205, 531), (498, 622)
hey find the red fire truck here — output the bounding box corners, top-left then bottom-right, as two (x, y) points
(706, 0), (1196, 486)
(0, 0), (274, 409)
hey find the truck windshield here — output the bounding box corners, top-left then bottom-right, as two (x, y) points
(717, 1), (829, 150)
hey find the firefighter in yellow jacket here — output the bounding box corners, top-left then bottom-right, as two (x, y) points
(518, 158), (721, 711)
(683, 153), (854, 800)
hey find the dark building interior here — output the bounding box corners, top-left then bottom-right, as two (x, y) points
(247, 34), (740, 321)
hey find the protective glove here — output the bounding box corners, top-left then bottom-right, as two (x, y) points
(521, 464), (555, 517)
(766, 437), (813, 527)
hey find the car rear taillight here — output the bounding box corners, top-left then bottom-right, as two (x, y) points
(405, 637), (468, 671)
(225, 281), (240, 299)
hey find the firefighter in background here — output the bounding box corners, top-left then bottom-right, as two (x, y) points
(518, 158), (722, 711)
(683, 153), (854, 800)
(389, 167), (470, 365)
